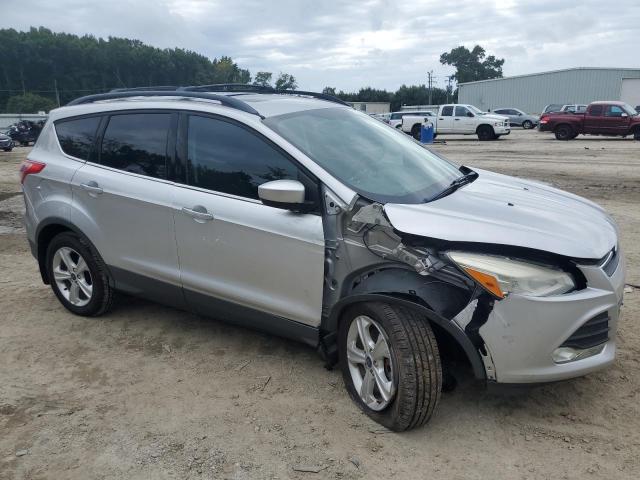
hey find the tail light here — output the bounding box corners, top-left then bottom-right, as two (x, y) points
(539, 114), (549, 124)
(19, 160), (46, 184)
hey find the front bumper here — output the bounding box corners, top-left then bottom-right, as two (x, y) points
(495, 125), (510, 135)
(457, 250), (625, 383)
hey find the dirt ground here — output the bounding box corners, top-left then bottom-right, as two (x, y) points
(1, 129), (639, 480)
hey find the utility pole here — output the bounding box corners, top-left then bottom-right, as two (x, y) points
(427, 71), (433, 105)
(446, 76), (453, 104)
(54, 78), (61, 107)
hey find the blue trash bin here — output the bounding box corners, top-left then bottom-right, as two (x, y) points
(420, 123), (434, 144)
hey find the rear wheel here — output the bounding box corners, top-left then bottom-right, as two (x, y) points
(477, 125), (495, 141)
(522, 120), (533, 129)
(411, 124), (421, 140)
(339, 302), (442, 431)
(554, 124), (573, 140)
(46, 232), (114, 316)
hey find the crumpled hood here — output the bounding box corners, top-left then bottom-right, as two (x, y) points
(384, 169), (617, 260)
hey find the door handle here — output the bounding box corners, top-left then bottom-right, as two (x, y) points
(439, 118), (444, 120)
(80, 181), (103, 195)
(454, 118), (460, 121)
(182, 206), (214, 221)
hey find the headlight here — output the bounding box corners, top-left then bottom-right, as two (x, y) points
(448, 252), (575, 299)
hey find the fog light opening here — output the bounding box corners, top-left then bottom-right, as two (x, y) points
(552, 344), (606, 364)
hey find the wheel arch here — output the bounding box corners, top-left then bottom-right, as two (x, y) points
(35, 218), (111, 286)
(321, 284), (486, 380)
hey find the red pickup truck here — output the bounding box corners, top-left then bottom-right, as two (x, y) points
(539, 101), (640, 140)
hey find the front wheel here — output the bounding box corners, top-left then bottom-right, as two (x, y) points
(477, 125), (495, 141)
(522, 120), (534, 129)
(339, 302), (442, 431)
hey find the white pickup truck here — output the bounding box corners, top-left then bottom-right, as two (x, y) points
(402, 104), (510, 140)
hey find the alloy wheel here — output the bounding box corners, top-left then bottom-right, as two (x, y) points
(52, 247), (93, 307)
(346, 315), (396, 411)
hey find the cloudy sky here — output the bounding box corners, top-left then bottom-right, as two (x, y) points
(2, 0), (639, 91)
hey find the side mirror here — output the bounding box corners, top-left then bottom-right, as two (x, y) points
(621, 112), (629, 118)
(518, 113), (523, 116)
(466, 112), (474, 117)
(258, 179), (310, 212)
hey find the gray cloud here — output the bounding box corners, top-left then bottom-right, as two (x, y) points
(2, 0), (639, 91)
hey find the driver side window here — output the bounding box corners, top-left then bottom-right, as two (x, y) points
(454, 106), (470, 117)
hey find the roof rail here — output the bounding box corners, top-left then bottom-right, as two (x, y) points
(66, 84), (351, 114)
(66, 90), (263, 117)
(181, 83), (351, 106)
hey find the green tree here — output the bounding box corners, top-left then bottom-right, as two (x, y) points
(253, 71), (273, 87)
(440, 45), (504, 84)
(322, 86), (336, 96)
(6, 93), (56, 113)
(274, 73), (297, 91)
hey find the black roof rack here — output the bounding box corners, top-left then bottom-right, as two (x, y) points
(183, 84), (351, 106)
(66, 84), (351, 115)
(66, 90), (263, 117)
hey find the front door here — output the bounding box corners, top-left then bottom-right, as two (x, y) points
(172, 113), (325, 328)
(453, 105), (476, 133)
(601, 105), (631, 135)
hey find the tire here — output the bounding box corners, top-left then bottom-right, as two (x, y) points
(554, 124), (573, 140)
(339, 302), (442, 431)
(411, 124), (421, 140)
(395, 124), (402, 129)
(522, 120), (533, 129)
(3, 148), (11, 152)
(477, 125), (495, 141)
(46, 232), (114, 316)
(634, 129), (640, 141)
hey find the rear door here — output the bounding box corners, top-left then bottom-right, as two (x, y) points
(584, 104), (604, 134)
(172, 113), (325, 328)
(437, 106), (455, 133)
(70, 110), (184, 307)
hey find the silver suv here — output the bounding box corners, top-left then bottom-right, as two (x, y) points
(21, 85), (625, 431)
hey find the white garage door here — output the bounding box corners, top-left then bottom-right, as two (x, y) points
(620, 78), (640, 107)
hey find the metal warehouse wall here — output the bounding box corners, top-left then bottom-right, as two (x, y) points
(458, 68), (640, 114)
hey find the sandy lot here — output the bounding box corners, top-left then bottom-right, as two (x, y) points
(1, 130), (639, 480)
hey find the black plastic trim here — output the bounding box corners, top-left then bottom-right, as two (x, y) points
(324, 293), (486, 380)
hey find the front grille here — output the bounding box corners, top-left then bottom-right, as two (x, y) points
(601, 247), (619, 277)
(560, 312), (609, 349)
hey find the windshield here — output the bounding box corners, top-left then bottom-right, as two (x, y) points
(621, 103), (638, 115)
(265, 108), (463, 204)
(467, 105), (485, 115)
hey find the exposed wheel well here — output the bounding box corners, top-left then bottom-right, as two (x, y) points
(324, 294), (486, 380)
(554, 123), (573, 133)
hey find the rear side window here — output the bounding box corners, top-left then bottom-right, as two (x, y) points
(186, 115), (298, 199)
(55, 116), (101, 160)
(589, 105), (603, 116)
(441, 106), (453, 116)
(100, 113), (171, 178)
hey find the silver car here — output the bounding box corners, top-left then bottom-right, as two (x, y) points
(493, 108), (539, 129)
(21, 86), (625, 431)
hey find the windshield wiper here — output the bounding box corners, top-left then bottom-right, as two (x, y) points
(427, 170), (478, 202)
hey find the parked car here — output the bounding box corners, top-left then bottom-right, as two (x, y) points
(561, 104), (588, 114)
(22, 86), (625, 431)
(399, 112), (436, 138)
(492, 108), (539, 129)
(542, 104), (565, 114)
(539, 101), (640, 140)
(0, 132), (14, 151)
(635, 105), (640, 113)
(416, 104), (509, 140)
(388, 110), (434, 129)
(8, 120), (45, 146)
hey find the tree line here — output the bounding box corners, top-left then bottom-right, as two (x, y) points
(0, 27), (503, 114)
